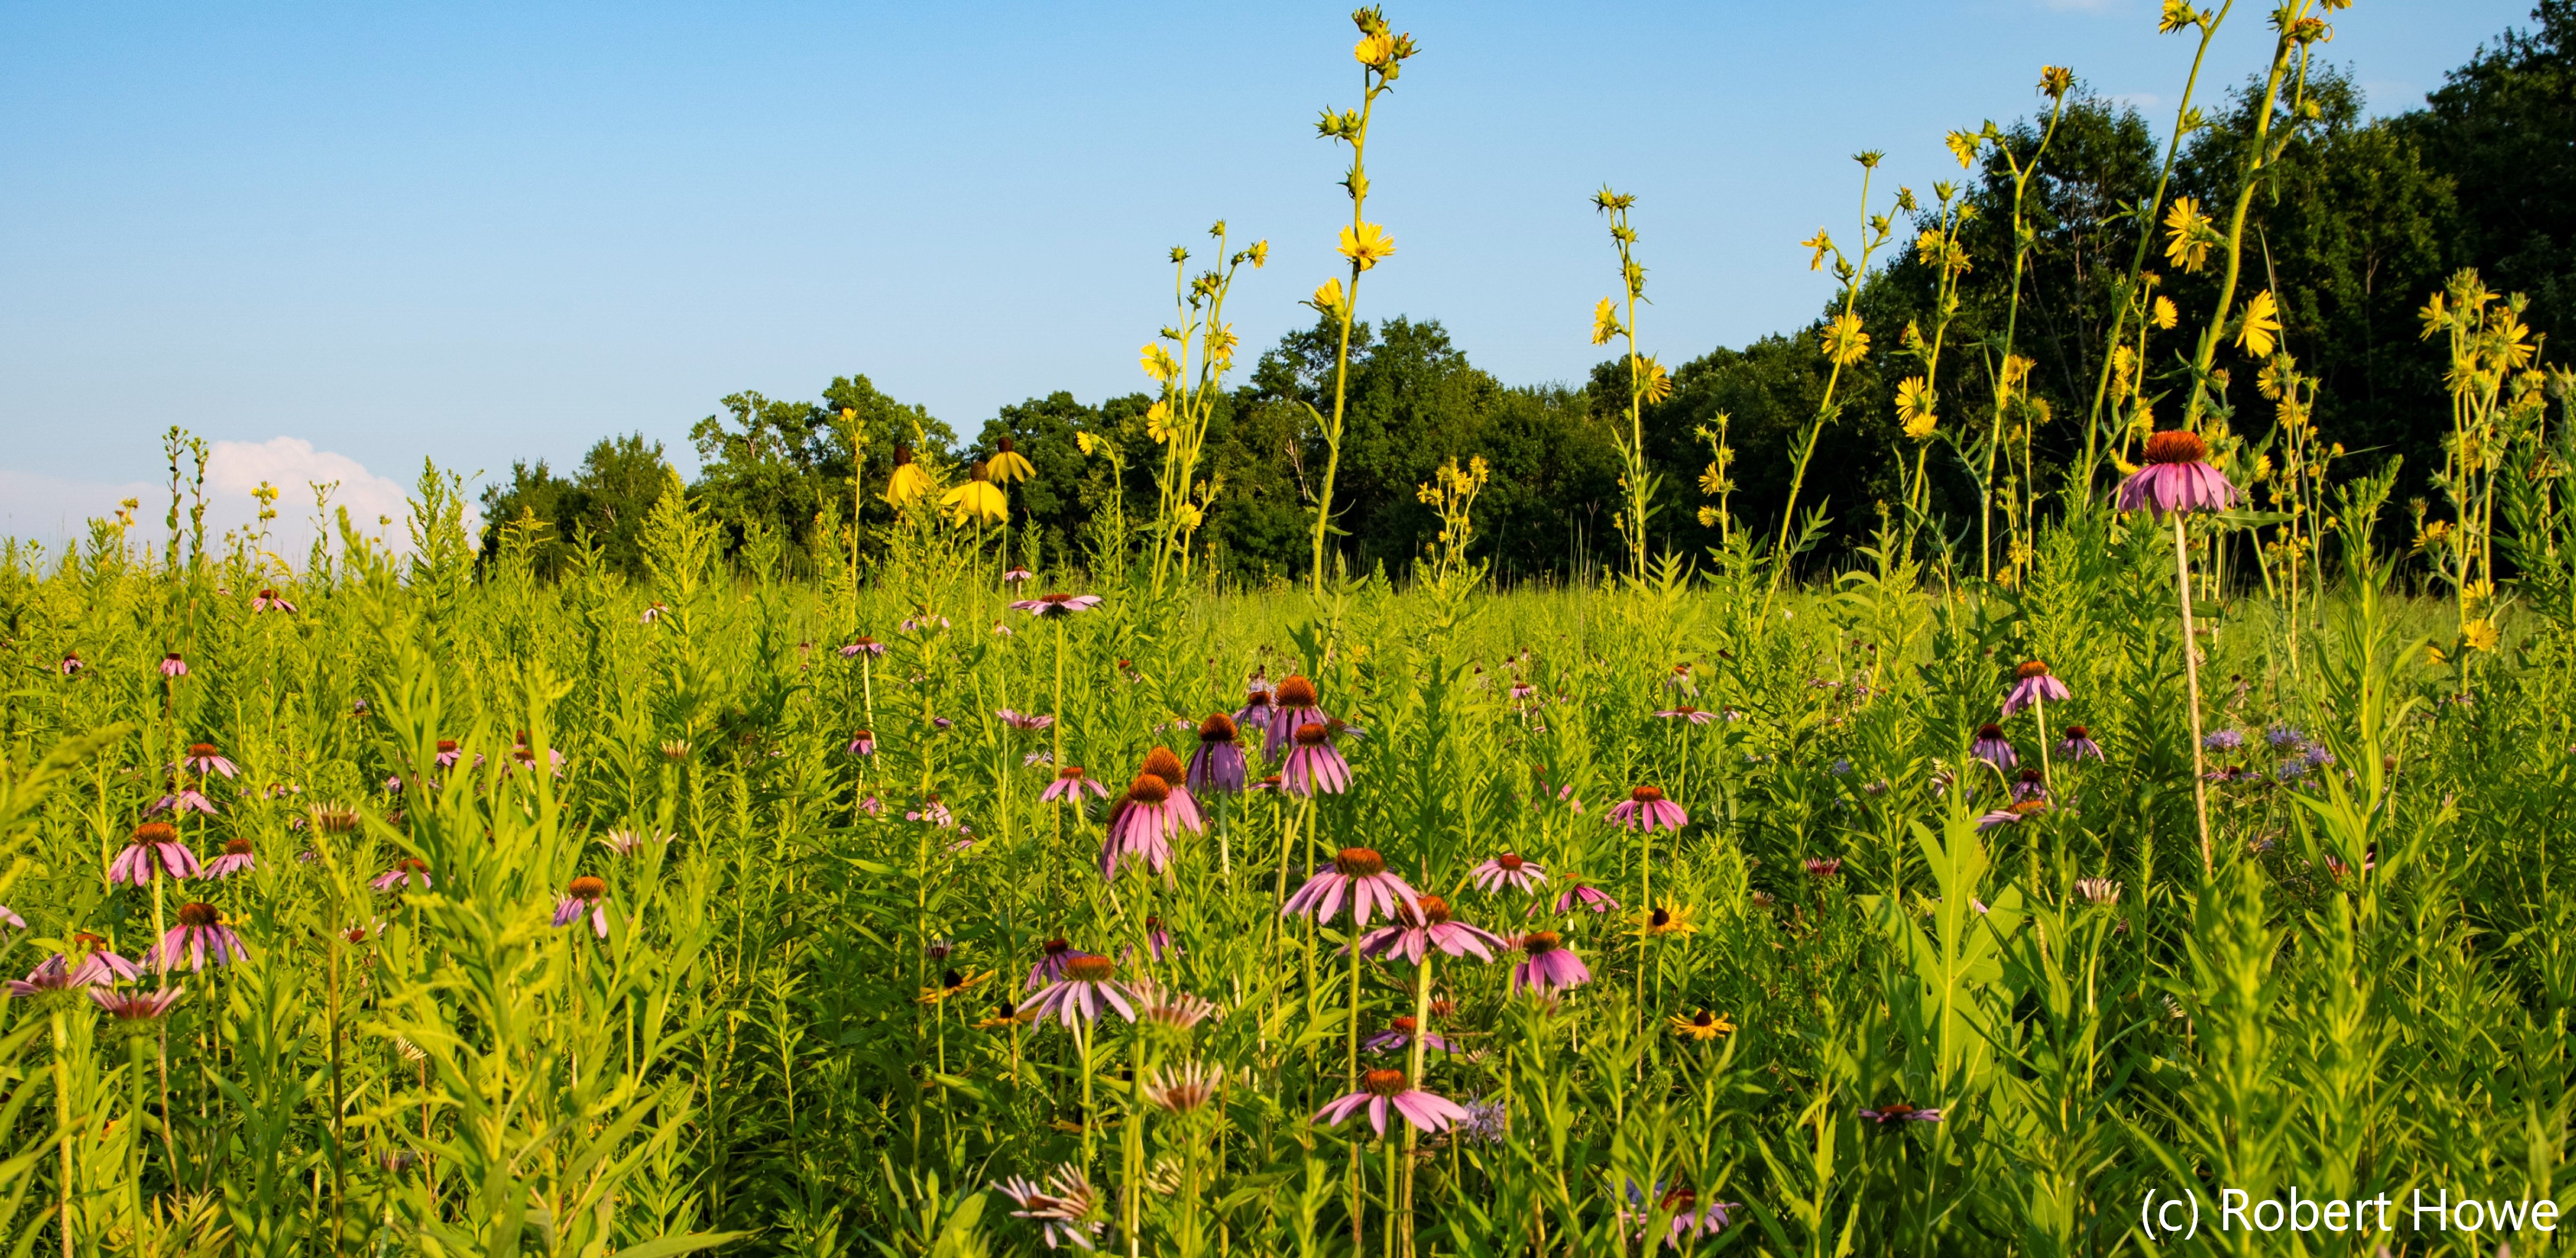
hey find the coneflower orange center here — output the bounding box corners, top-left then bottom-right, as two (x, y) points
(1360, 1068), (1408, 1096)
(1275, 676), (1319, 707)
(1294, 722), (1330, 747)
(1199, 713), (1237, 741)
(1662, 1186), (1698, 1211)
(1140, 746), (1186, 783)
(568, 876), (606, 900)
(397, 858), (427, 873)
(1332, 847), (1386, 877)
(1524, 931), (1561, 955)
(72, 932), (105, 950)
(176, 902), (219, 927)
(1042, 938), (1070, 955)
(1976, 723), (2005, 740)
(1630, 785), (1666, 803)
(1064, 955), (1115, 983)
(437, 739), (458, 753)
(1127, 775), (1170, 805)
(1414, 894), (1452, 924)
(188, 742), (219, 757)
(224, 838), (254, 856)
(1390, 1016), (1419, 1033)
(1057, 765), (1088, 780)
(2015, 660), (2051, 679)
(133, 822), (176, 844)
(2142, 429), (2208, 464)
(2065, 725), (2089, 739)
(2011, 800), (2050, 817)
(1496, 852), (1525, 870)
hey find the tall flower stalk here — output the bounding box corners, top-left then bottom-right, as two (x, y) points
(1142, 224), (1266, 593)
(1305, 7), (1418, 595)
(1770, 155), (1898, 614)
(1959, 68), (2072, 585)
(1590, 187), (1672, 583)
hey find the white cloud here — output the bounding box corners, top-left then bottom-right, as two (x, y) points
(1, 438), (478, 566)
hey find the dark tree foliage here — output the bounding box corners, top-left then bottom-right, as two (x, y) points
(2401, 0), (2576, 342)
(477, 433), (674, 578)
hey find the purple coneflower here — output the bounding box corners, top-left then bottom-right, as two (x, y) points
(204, 837), (257, 879)
(1025, 938), (1092, 989)
(2117, 429), (2239, 517)
(1100, 775), (1183, 878)
(434, 739), (464, 769)
(2057, 725), (2104, 762)
(1971, 724), (2017, 768)
(2002, 660), (2070, 717)
(1976, 800), (2052, 831)
(1622, 1183), (1738, 1248)
(59, 651), (82, 676)
(93, 986), (186, 1021)
(369, 857), (432, 892)
(1653, 705), (1715, 725)
(1365, 1016), (1454, 1055)
(1007, 591), (1103, 617)
(2010, 768), (2047, 803)
(1282, 847), (1419, 926)
(846, 730), (876, 756)
(7, 955), (78, 998)
(909, 797), (957, 828)
(1859, 1102), (1943, 1124)
(1280, 722), (1352, 796)
(1357, 894), (1506, 963)
(997, 709), (1054, 731)
(1471, 852), (1546, 894)
(68, 933), (142, 985)
(553, 876), (609, 937)
(1665, 662), (1697, 693)
(148, 788), (218, 816)
(1510, 931), (1591, 994)
(1126, 917), (1179, 966)
(1022, 953), (1134, 1027)
(1137, 746), (1203, 826)
(159, 652), (188, 678)
(1041, 765), (1108, 803)
(991, 1165), (1104, 1251)
(1128, 977), (1217, 1027)
(250, 588), (297, 613)
(152, 902), (248, 971)
(1232, 684), (1274, 734)
(839, 637), (886, 659)
(1001, 566), (1034, 585)
(1186, 713), (1247, 794)
(1803, 857), (1843, 879)
(1265, 675), (1329, 757)
(0, 906), (17, 932)
(1509, 681), (1537, 702)
(1553, 883), (1620, 913)
(1313, 1067), (1471, 1136)
(110, 823), (200, 885)
(1608, 785), (1688, 832)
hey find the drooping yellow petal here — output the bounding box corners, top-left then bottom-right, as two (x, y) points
(1307, 278), (1348, 321)
(1591, 297), (1620, 347)
(2152, 295), (2179, 330)
(2236, 289), (2281, 360)
(1801, 229), (1835, 271)
(1140, 344), (1181, 384)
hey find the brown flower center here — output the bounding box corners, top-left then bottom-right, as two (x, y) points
(1140, 746), (1186, 784)
(133, 822), (176, 844)
(1630, 785), (1666, 804)
(397, 858), (427, 874)
(1332, 847), (1386, 877)
(1649, 907), (1672, 928)
(1976, 724), (2005, 741)
(1127, 775), (1171, 805)
(176, 902), (220, 928)
(568, 876), (606, 901)
(1361, 1068), (1408, 1097)
(1057, 765), (1088, 780)
(2142, 429), (2209, 464)
(1294, 722), (1331, 747)
(2015, 660), (2050, 680)
(1661, 1186), (1698, 1211)
(2065, 725), (2090, 739)
(1042, 938), (1071, 956)
(1198, 713), (1237, 742)
(1496, 852), (1525, 871)
(436, 739), (458, 754)
(1274, 675), (1319, 708)
(1523, 931), (1561, 955)
(1390, 1016), (1419, 1033)
(188, 742), (220, 758)
(223, 838), (255, 856)
(1064, 955), (1116, 983)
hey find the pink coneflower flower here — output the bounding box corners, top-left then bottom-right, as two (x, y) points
(110, 823), (200, 885)
(2116, 429), (2240, 517)
(0, 906), (18, 931)
(1509, 681), (1537, 701)
(859, 795), (883, 815)
(1232, 684), (1274, 734)
(1314, 1068), (1471, 1136)
(1025, 938), (1093, 989)
(1608, 785), (1688, 832)
(1803, 857), (1843, 879)
(1001, 566), (1034, 585)
(1553, 883), (1620, 913)
(59, 651), (82, 676)
(2010, 768), (2048, 803)
(997, 709), (1054, 731)
(1971, 724), (2017, 768)
(1126, 916), (1179, 966)
(67, 933), (143, 985)
(250, 588), (297, 613)
(1265, 675), (1328, 757)
(434, 739), (464, 769)
(1099, 776), (1179, 878)
(846, 730), (876, 756)
(369, 857), (431, 892)
(838, 637), (887, 659)
(1859, 1102), (1943, 1124)
(204, 837), (257, 879)
(147, 788), (218, 817)
(1041, 765), (1108, 803)
(1471, 852), (1547, 894)
(2057, 725), (2104, 762)
(1364, 1016), (1455, 1054)
(1186, 714), (1247, 794)
(180, 742), (238, 778)
(1976, 799), (2052, 831)
(552, 876), (609, 938)
(1653, 705), (1716, 725)
(1023, 953), (1134, 1027)
(1620, 1183), (1738, 1248)
(2002, 660), (2071, 716)
(991, 1166), (1105, 1251)
(1665, 662), (1697, 693)
(93, 986), (186, 1021)
(1511, 931), (1591, 993)
(1283, 847), (1420, 926)
(1007, 591), (1103, 617)
(7, 955), (79, 998)
(159, 652), (188, 678)
(1357, 894), (1506, 963)
(1280, 722), (1352, 796)
(152, 902), (248, 971)
(908, 797), (957, 828)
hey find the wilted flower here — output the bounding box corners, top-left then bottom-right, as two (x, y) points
(204, 837), (257, 879)
(93, 986), (186, 1023)
(1860, 1102), (1943, 1124)
(2116, 430), (2240, 517)
(6, 956), (78, 998)
(1608, 785), (1688, 832)
(991, 1164), (1105, 1251)
(1356, 894), (1505, 963)
(1511, 931), (1591, 994)
(552, 876), (609, 937)
(1142, 1060), (1224, 1113)
(59, 651), (82, 676)
(1553, 883), (1620, 913)
(1128, 979), (1219, 1029)
(1282, 847), (1420, 926)
(1022, 954), (1134, 1027)
(839, 637), (887, 659)
(152, 902), (249, 971)
(2002, 660), (2071, 716)
(598, 828), (674, 856)
(110, 823), (200, 885)
(997, 709), (1055, 731)
(1971, 724), (2017, 768)
(1313, 1068), (1471, 1137)
(2073, 877), (2122, 906)
(1471, 852), (1547, 894)
(1007, 592), (1104, 618)
(1803, 857), (1843, 879)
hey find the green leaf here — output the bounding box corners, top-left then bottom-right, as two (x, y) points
(611, 1231), (752, 1258)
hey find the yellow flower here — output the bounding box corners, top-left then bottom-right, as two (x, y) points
(1945, 130), (1980, 170)
(1338, 221), (1396, 271)
(2159, 0), (2197, 33)
(941, 472), (1007, 527)
(887, 451), (931, 507)
(1897, 376), (1938, 438)
(1174, 501), (1204, 530)
(1698, 462), (1726, 495)
(1307, 278), (1348, 321)
(1667, 1009), (1735, 1042)
(1140, 343), (1181, 384)
(1695, 506), (1721, 527)
(1075, 431), (1099, 456)
(1591, 297), (1620, 347)
(2002, 354), (2037, 395)
(1640, 357), (1674, 405)
(2462, 619), (2500, 652)
(2236, 289), (2281, 359)
(1354, 31), (1397, 67)
(1636, 905), (1698, 938)
(919, 969), (993, 1006)
(2152, 295), (2179, 330)
(2039, 65), (2074, 98)
(1820, 311), (1870, 366)
(2417, 292), (2449, 340)
(1801, 229), (1836, 271)
(1247, 240), (1268, 268)
(2162, 196), (2214, 274)
(987, 442), (1036, 485)
(1146, 400), (1177, 445)
(973, 1003), (1033, 1030)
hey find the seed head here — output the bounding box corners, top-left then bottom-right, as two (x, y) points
(2143, 430), (2210, 464)
(1331, 847), (1387, 877)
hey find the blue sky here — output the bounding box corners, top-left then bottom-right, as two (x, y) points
(0, 0), (2533, 545)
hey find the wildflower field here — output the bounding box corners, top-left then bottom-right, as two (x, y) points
(7, 2), (2576, 1255)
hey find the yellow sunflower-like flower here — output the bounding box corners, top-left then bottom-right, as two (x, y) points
(1698, 462), (1726, 495)
(1338, 221), (1396, 271)
(2159, 0), (2198, 34)
(973, 1002), (1033, 1030)
(1695, 506), (1721, 528)
(1667, 1009), (1735, 1042)
(2462, 619), (2501, 652)
(941, 467), (1007, 527)
(987, 438), (1036, 485)
(1591, 297), (1620, 347)
(2152, 295), (2179, 331)
(2162, 196), (2215, 274)
(2039, 65), (2074, 98)
(1820, 312), (1870, 366)
(918, 968), (993, 1006)
(1640, 356), (1674, 405)
(2236, 289), (2282, 359)
(1355, 31), (1397, 67)
(887, 448), (931, 507)
(1896, 375), (1938, 438)
(1075, 430), (1099, 456)
(1307, 278), (1348, 321)
(1637, 904), (1698, 938)
(1945, 130), (1981, 170)
(1140, 343), (1181, 384)
(1145, 401), (1177, 445)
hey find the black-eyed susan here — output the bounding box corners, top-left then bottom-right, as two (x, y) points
(1637, 904), (1698, 939)
(918, 966), (993, 1007)
(1667, 1009), (1735, 1042)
